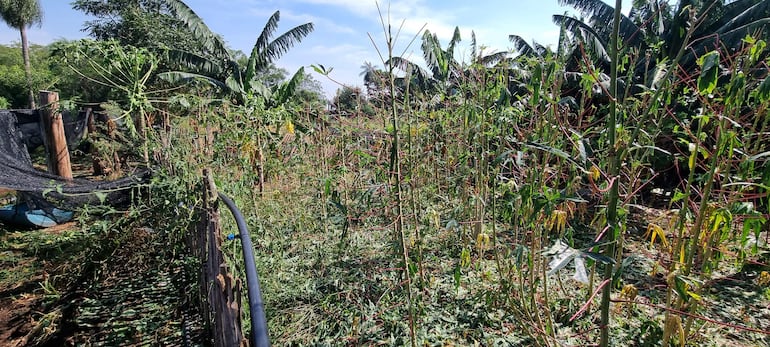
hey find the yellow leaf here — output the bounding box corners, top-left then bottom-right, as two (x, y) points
(645, 223), (669, 248)
(476, 232), (490, 251)
(688, 143), (697, 171)
(687, 290), (702, 301)
(589, 165), (601, 181)
(285, 119), (295, 135)
(547, 210), (568, 234)
(621, 284), (638, 300)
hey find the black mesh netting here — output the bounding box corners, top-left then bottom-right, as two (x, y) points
(1, 110), (148, 223)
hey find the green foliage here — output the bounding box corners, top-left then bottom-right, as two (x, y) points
(0, 0), (42, 29)
(331, 86), (374, 116)
(72, 0), (203, 53)
(55, 39), (157, 137)
(156, 1), (313, 106)
(8, 2), (768, 346)
(697, 51), (720, 95)
(0, 43), (55, 107)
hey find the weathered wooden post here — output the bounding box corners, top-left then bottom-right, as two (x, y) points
(199, 169), (247, 347)
(38, 91), (73, 180)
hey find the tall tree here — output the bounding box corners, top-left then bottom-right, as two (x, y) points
(72, 0), (201, 53)
(0, 0), (43, 108)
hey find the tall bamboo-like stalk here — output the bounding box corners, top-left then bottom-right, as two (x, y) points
(599, 1), (623, 346)
(371, 3), (416, 346)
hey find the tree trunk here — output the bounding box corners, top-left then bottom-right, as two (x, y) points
(20, 26), (35, 109)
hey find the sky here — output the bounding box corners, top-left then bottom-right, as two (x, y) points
(0, 0), (632, 98)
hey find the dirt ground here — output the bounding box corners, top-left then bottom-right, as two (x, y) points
(0, 221), (205, 347)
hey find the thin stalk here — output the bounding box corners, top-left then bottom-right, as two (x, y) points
(376, 3), (416, 345)
(684, 116), (725, 276)
(679, 116), (728, 339)
(599, 1), (623, 346)
(405, 72), (426, 287)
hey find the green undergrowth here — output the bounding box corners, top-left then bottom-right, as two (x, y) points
(156, 102), (769, 345)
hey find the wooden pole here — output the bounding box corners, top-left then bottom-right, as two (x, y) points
(200, 170), (246, 347)
(38, 91), (73, 180)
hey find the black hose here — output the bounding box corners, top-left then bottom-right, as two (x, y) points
(217, 192), (270, 347)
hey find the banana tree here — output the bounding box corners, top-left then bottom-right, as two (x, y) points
(554, 0), (770, 82)
(388, 27), (464, 103)
(156, 0), (313, 106)
(156, 0), (313, 194)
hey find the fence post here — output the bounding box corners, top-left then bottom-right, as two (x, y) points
(38, 91), (72, 180)
(200, 169), (247, 347)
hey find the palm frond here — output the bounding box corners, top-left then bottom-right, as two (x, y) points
(509, 34), (537, 57)
(0, 0), (43, 28)
(715, 0), (770, 35)
(387, 56), (433, 89)
(254, 11), (281, 57)
(553, 14), (609, 61)
(559, 0), (615, 19)
(157, 71), (228, 90)
(480, 51), (510, 66)
(533, 41), (549, 57)
(271, 67), (305, 106)
(557, 24), (574, 60)
(629, 0), (668, 36)
(421, 30), (442, 72)
(388, 57), (427, 76)
(166, 50), (223, 77)
(360, 61), (378, 81)
(257, 22), (314, 71)
(558, 0), (642, 47)
(245, 11), (282, 83)
(164, 0), (229, 61)
(446, 26), (462, 58)
(683, 17), (770, 66)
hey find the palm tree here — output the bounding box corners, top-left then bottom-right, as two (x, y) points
(554, 0), (770, 75)
(509, 34), (551, 59)
(157, 0), (314, 105)
(0, 0), (42, 108)
(389, 27), (464, 98)
(360, 61), (388, 99)
(508, 29), (589, 103)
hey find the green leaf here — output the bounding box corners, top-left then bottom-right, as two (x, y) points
(755, 77), (770, 102)
(94, 191), (107, 204)
(324, 178), (332, 196)
(697, 51), (720, 95)
(453, 265), (462, 289)
(669, 191), (686, 205)
(311, 64), (332, 75)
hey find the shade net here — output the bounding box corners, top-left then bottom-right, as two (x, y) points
(0, 110), (147, 223)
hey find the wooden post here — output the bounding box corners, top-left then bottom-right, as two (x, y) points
(38, 91), (73, 180)
(200, 170), (247, 347)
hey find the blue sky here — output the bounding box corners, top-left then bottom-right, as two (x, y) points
(0, 0), (632, 98)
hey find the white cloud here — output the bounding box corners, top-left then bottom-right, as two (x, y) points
(290, 0), (461, 41)
(280, 10), (357, 34)
(293, 0), (381, 17)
